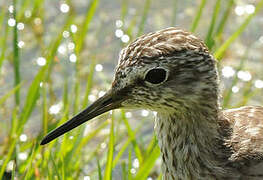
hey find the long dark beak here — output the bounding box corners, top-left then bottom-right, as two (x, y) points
(40, 90), (123, 145)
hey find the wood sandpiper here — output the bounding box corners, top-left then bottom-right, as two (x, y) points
(41, 27), (263, 179)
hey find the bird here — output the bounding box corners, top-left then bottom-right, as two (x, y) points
(41, 27), (263, 179)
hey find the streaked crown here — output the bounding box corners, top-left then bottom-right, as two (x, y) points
(112, 27), (218, 111)
(117, 27), (209, 71)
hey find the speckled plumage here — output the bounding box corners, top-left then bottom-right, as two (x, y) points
(112, 27), (263, 179)
(41, 27), (263, 179)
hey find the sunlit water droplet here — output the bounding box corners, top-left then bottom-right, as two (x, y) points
(125, 112), (132, 118)
(255, 79), (263, 89)
(17, 22), (24, 30)
(18, 152), (28, 160)
(235, 6), (245, 16)
(60, 3), (70, 13)
(130, 168), (136, 174)
(83, 176), (90, 180)
(68, 42), (75, 50)
(20, 134), (28, 142)
(141, 110), (149, 117)
(63, 31), (70, 38)
(36, 57), (46, 66)
(237, 70), (252, 81)
(115, 20), (123, 28)
(25, 10), (32, 18)
(34, 18), (42, 25)
(18, 41), (25, 48)
(101, 142), (107, 149)
(58, 44), (67, 54)
(232, 86), (239, 93)
(49, 103), (62, 114)
(115, 29), (124, 38)
(95, 64), (103, 72)
(69, 53), (77, 63)
(8, 5), (14, 13)
(8, 18), (16, 27)
(88, 95), (96, 102)
(245, 4), (255, 14)
(70, 24), (78, 33)
(133, 158), (139, 168)
(34, 18), (42, 26)
(121, 34), (130, 43)
(222, 66), (235, 78)
(7, 160), (14, 172)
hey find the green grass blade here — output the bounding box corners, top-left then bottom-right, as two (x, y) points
(103, 117), (115, 180)
(0, 2), (6, 33)
(17, 0), (31, 20)
(82, 60), (95, 108)
(18, 66), (45, 131)
(97, 155), (103, 180)
(214, 0), (263, 60)
(236, 81), (255, 107)
(112, 138), (131, 168)
(73, 78), (80, 114)
(145, 134), (158, 155)
(75, 0), (99, 55)
(128, 147), (132, 180)
(215, 0), (234, 37)
(76, 120), (108, 154)
(157, 173), (163, 180)
(205, 0), (221, 49)
(121, 162), (127, 180)
(121, 111), (143, 164)
(112, 126), (141, 168)
(0, 10), (9, 71)
(24, 142), (38, 180)
(0, 82), (23, 106)
(11, 161), (15, 180)
(50, 154), (62, 180)
(190, 0), (207, 32)
(1, 14), (73, 179)
(134, 145), (160, 180)
(42, 83), (48, 135)
(61, 157), (66, 180)
(13, 0), (20, 106)
(18, 14), (72, 132)
(0, 139), (17, 178)
(223, 49), (249, 107)
(121, 0), (128, 22)
(137, 0), (151, 36)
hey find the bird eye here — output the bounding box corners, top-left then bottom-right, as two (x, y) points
(144, 68), (168, 84)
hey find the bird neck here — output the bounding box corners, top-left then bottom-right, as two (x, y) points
(155, 105), (229, 179)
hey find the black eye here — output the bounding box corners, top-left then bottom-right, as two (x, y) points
(144, 68), (168, 84)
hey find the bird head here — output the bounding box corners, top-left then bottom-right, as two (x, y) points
(41, 27), (219, 145)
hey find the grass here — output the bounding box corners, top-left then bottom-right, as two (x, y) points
(0, 0), (262, 179)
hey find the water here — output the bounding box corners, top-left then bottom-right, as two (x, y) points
(0, 0), (263, 178)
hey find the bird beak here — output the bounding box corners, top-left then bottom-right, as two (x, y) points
(40, 90), (123, 145)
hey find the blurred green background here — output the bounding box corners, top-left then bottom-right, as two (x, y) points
(0, 0), (263, 179)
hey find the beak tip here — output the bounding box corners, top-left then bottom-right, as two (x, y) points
(40, 137), (48, 145)
(39, 91), (120, 146)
